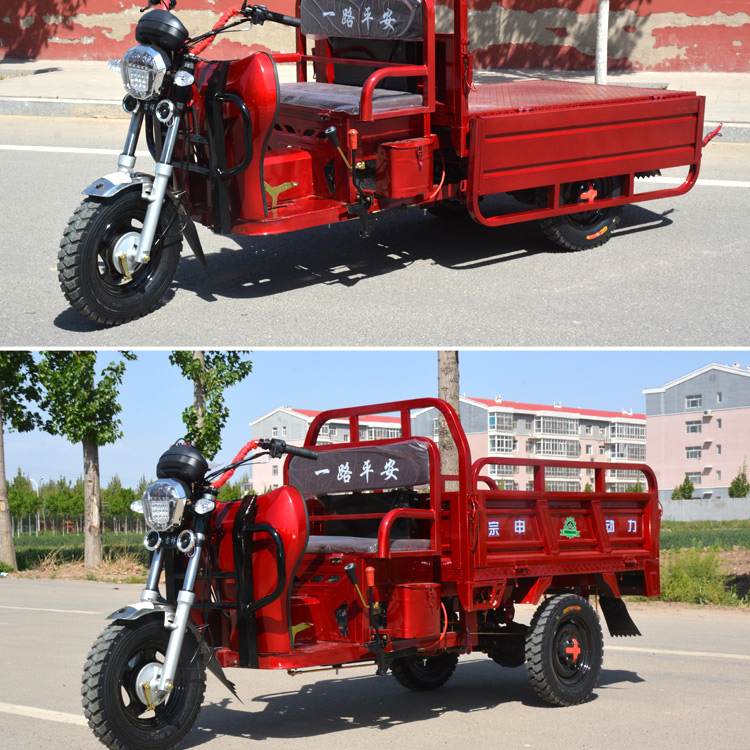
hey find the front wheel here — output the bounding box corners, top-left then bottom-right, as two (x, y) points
(81, 618), (206, 750)
(58, 189), (182, 326)
(538, 177), (622, 251)
(391, 652), (459, 691)
(525, 594), (603, 706)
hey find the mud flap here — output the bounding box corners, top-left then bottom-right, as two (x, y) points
(598, 596), (641, 638)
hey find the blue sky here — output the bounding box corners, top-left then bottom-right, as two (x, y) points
(4, 349), (748, 489)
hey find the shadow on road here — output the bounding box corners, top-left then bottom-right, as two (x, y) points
(183, 659), (643, 745)
(51, 202), (673, 332)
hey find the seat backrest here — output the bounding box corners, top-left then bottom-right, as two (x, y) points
(300, 0), (425, 92)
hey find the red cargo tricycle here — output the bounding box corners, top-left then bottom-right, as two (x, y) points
(60, 0), (710, 326)
(82, 397), (660, 748)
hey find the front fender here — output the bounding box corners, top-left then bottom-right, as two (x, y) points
(83, 171), (153, 199)
(83, 172), (207, 268)
(108, 599), (239, 700)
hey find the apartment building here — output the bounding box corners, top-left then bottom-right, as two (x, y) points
(644, 363), (750, 501)
(249, 397), (647, 494)
(412, 397), (646, 492)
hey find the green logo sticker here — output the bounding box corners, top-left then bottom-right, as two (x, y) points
(560, 517), (580, 539)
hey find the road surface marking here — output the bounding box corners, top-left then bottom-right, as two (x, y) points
(608, 645), (750, 661)
(0, 144), (151, 156)
(644, 176), (750, 189)
(0, 605), (101, 615)
(0, 702), (88, 727)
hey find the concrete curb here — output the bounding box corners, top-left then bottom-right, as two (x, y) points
(0, 99), (747, 144)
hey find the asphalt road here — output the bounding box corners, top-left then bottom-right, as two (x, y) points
(0, 578), (748, 749)
(0, 116), (749, 347)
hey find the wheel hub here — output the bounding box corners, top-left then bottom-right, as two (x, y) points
(111, 232), (143, 279)
(135, 661), (168, 708)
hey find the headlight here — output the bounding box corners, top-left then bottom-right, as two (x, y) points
(120, 45), (170, 100)
(133, 479), (188, 531)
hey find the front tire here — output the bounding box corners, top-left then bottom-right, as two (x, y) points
(525, 594), (603, 706)
(538, 177), (622, 251)
(81, 618), (206, 750)
(391, 652), (459, 691)
(58, 189), (182, 326)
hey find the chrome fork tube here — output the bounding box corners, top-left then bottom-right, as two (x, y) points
(156, 529), (205, 694)
(132, 113), (181, 264)
(118, 108), (144, 174)
(140, 545), (165, 603)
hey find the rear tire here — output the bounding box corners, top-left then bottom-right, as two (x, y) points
(391, 652), (459, 691)
(525, 594), (603, 706)
(538, 177), (622, 251)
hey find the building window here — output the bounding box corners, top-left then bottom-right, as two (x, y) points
(611, 443), (646, 460)
(717, 470), (722, 481)
(685, 446), (702, 459)
(546, 465), (581, 478)
(489, 412), (514, 431)
(282, 426), (287, 437)
(611, 423), (646, 440)
(488, 464), (519, 477)
(585, 425), (592, 435)
(685, 420), (702, 433)
(272, 465), (279, 476)
(272, 426), (278, 437)
(535, 438), (580, 457)
(685, 394), (702, 409)
(599, 427), (606, 436)
(535, 416), (579, 436)
(320, 425), (330, 437)
(432, 418), (439, 437)
(490, 435), (516, 454)
(599, 445), (606, 456)
(365, 427), (401, 440)
(546, 481), (581, 492)
(717, 392), (723, 403)
(330, 427), (337, 436)
(686, 472), (701, 486)
(717, 444), (722, 455)
(717, 418), (722, 429)
(586, 444), (593, 455)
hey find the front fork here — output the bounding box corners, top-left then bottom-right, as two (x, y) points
(140, 514), (209, 705)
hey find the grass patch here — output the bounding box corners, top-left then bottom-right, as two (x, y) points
(660, 548), (747, 607)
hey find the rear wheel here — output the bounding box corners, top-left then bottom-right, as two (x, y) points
(391, 652), (459, 691)
(525, 594), (603, 706)
(538, 177), (622, 251)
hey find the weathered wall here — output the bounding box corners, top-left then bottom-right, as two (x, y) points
(1, 1), (748, 71)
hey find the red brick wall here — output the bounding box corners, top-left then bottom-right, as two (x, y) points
(1, 1), (748, 71)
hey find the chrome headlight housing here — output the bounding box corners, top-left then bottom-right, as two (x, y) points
(119, 45), (170, 100)
(132, 479), (188, 532)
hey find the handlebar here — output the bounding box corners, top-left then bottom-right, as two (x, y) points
(242, 3), (302, 27)
(256, 438), (318, 460)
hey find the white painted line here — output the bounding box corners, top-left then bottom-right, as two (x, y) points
(645, 176), (750, 188)
(0, 96), (122, 105)
(0, 605), (101, 615)
(0, 144), (150, 156)
(608, 645), (750, 661)
(0, 701), (88, 727)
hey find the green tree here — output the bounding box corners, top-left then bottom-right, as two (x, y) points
(625, 479), (645, 493)
(7, 469), (38, 536)
(0, 352), (45, 568)
(169, 351), (253, 460)
(672, 475), (695, 501)
(104, 475), (136, 533)
(728, 459), (750, 498)
(216, 472), (252, 502)
(38, 351), (135, 567)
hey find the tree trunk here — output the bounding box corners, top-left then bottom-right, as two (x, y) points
(437, 351), (461, 490)
(83, 439), (103, 569)
(0, 390), (18, 570)
(595, 0), (610, 85)
(193, 350), (206, 434)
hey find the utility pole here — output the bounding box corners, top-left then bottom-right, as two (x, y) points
(595, 0), (610, 85)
